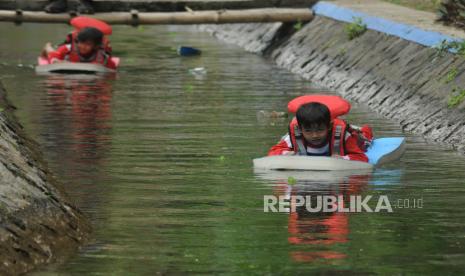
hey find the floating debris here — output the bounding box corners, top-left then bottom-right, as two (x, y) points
(188, 67), (207, 80)
(177, 46), (202, 56)
(256, 110), (288, 119)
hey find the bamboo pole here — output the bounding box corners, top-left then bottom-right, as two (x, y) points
(0, 8), (314, 25)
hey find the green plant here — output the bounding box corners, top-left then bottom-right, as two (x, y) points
(448, 40), (465, 56)
(443, 67), (458, 84)
(287, 176), (297, 185)
(433, 40), (450, 59)
(345, 17), (367, 40)
(184, 84), (194, 93)
(448, 87), (465, 108)
(434, 39), (465, 58)
(293, 20), (303, 31)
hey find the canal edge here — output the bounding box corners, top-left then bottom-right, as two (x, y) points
(200, 1), (465, 154)
(0, 82), (90, 275)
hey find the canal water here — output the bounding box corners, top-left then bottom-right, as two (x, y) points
(1, 23), (465, 275)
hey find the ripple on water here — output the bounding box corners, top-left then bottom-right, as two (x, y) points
(1, 24), (465, 274)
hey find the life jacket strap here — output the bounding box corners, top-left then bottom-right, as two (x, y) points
(293, 125), (308, 156)
(101, 51), (109, 65)
(332, 125), (343, 156)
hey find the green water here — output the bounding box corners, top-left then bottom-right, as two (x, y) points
(1, 23), (465, 275)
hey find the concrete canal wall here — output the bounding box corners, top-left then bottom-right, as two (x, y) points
(201, 1), (465, 154)
(0, 83), (89, 274)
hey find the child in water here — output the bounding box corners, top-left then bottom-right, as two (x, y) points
(42, 27), (116, 70)
(268, 102), (373, 162)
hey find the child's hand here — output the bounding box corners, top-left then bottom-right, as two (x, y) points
(333, 155), (350, 160)
(282, 151), (295, 156)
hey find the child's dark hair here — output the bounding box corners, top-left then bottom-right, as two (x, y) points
(296, 102), (331, 129)
(77, 27), (103, 45)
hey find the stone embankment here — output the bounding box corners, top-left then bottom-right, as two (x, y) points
(0, 82), (89, 275)
(201, 1), (465, 154)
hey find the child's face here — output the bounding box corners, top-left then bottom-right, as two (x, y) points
(77, 41), (98, 56)
(301, 123), (329, 147)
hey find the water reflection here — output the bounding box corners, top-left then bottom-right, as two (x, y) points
(256, 168), (401, 263)
(40, 73), (114, 209)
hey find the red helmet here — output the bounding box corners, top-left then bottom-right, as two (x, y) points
(288, 94), (351, 119)
(70, 16), (112, 35)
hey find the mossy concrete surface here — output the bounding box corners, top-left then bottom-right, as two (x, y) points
(0, 82), (90, 275)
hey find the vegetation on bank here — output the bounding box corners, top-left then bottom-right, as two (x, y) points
(345, 17), (367, 40)
(448, 88), (465, 107)
(327, 0), (464, 107)
(377, 0), (465, 29)
(433, 40), (465, 108)
(435, 40), (465, 57)
(377, 0), (465, 30)
(436, 0), (465, 27)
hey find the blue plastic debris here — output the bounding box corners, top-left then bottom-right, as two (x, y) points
(177, 46), (202, 56)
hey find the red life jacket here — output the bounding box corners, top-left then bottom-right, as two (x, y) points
(68, 16), (113, 54)
(288, 117), (348, 156)
(64, 43), (110, 66)
(289, 117), (372, 156)
(286, 94), (372, 156)
(62, 31), (112, 55)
